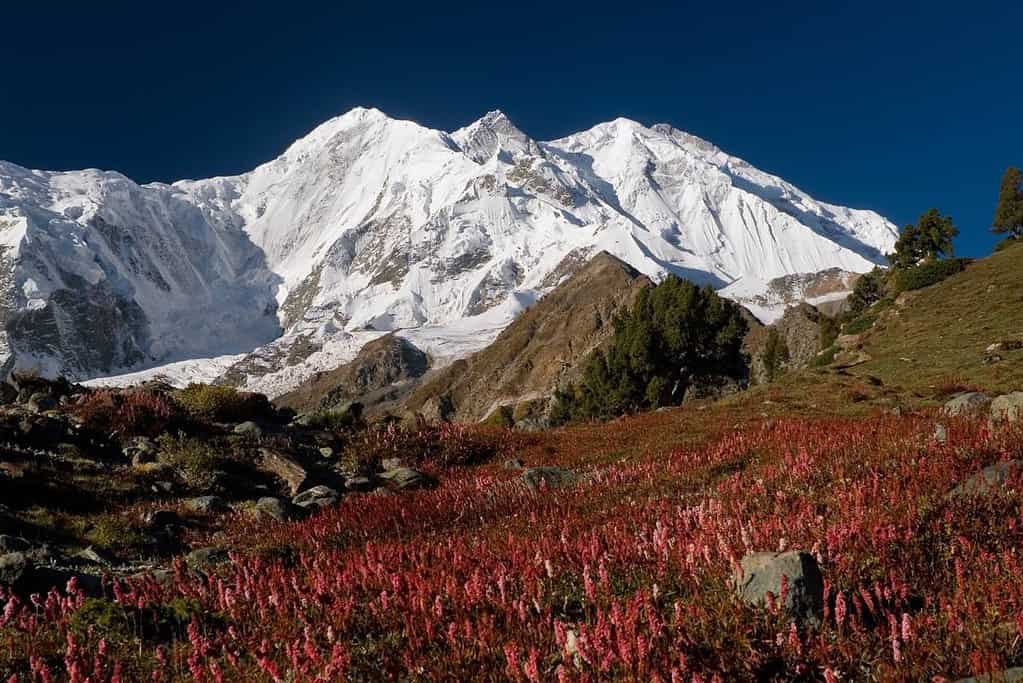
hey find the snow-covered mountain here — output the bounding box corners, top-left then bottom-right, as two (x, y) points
(0, 107), (898, 394)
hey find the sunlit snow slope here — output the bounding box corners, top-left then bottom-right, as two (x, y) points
(0, 108), (898, 393)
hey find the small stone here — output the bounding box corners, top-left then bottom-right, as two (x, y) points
(735, 551), (824, 624)
(503, 458), (525, 470)
(185, 496), (230, 514)
(74, 546), (115, 567)
(292, 485), (340, 511)
(381, 457), (404, 471)
(319, 446), (335, 458)
(151, 481), (174, 494)
(933, 423), (948, 444)
(186, 547), (231, 569)
(344, 476), (375, 492)
(521, 467), (578, 492)
(378, 466), (433, 490)
(254, 497), (303, 522)
(233, 421), (263, 437)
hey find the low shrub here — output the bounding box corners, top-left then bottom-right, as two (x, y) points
(173, 384), (270, 423)
(811, 345), (839, 367)
(340, 421), (502, 472)
(74, 389), (182, 437)
(157, 434), (226, 491)
(933, 375), (987, 399)
(892, 257), (970, 293)
(842, 313), (877, 336)
(87, 513), (146, 554)
(303, 403), (365, 432)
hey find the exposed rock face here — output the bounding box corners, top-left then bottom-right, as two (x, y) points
(735, 551), (824, 624)
(401, 252), (651, 423)
(744, 303), (822, 384)
(727, 269), (859, 322)
(275, 334), (429, 414)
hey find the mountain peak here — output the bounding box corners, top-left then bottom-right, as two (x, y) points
(451, 110), (537, 164)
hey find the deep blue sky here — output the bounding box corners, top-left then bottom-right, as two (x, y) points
(3, 1), (1019, 256)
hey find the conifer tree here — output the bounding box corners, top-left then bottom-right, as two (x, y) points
(889, 209), (958, 268)
(993, 167), (1023, 239)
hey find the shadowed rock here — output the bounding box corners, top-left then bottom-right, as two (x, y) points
(948, 460), (1023, 498)
(735, 551), (824, 624)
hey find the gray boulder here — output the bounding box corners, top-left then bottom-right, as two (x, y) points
(735, 551), (824, 624)
(991, 392), (1023, 426)
(292, 485), (341, 511)
(948, 460), (1023, 498)
(942, 392), (992, 417)
(254, 496), (304, 522)
(185, 495), (230, 514)
(521, 466), (579, 492)
(378, 466), (434, 490)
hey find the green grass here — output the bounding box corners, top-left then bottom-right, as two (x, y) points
(849, 241), (1023, 397)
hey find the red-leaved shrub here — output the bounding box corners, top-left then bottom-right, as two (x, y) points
(74, 389), (182, 438)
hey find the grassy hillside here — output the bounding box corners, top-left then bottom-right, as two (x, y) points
(849, 241), (1023, 397)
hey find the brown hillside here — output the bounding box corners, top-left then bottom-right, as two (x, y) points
(403, 251), (651, 422)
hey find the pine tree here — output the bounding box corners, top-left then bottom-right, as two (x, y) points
(889, 209), (958, 268)
(993, 167), (1023, 239)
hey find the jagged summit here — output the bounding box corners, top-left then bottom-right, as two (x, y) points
(452, 109), (539, 164)
(0, 106), (899, 393)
